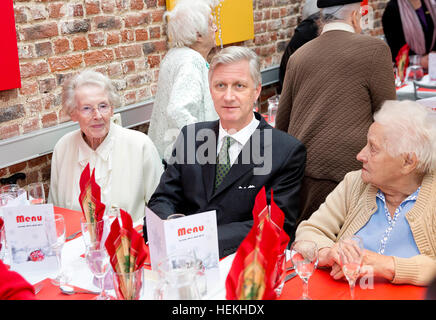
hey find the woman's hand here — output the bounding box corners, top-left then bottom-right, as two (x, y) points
(360, 249), (395, 281)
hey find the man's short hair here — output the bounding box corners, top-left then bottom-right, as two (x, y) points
(209, 46), (261, 88)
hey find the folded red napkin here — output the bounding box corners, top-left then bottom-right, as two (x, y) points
(225, 187), (289, 300)
(0, 217), (4, 252)
(396, 44), (410, 83)
(78, 163), (106, 244)
(105, 209), (149, 299)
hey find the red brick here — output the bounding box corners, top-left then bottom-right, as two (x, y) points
(72, 36), (88, 51)
(48, 3), (64, 18)
(84, 49), (114, 66)
(106, 31), (120, 45)
(0, 124), (20, 140)
(114, 44), (142, 59)
(85, 0), (100, 15)
(101, 0), (115, 13)
(19, 80), (39, 95)
(135, 29), (148, 41)
(151, 10), (164, 23)
(48, 54), (83, 72)
(122, 60), (135, 74)
(121, 30), (134, 42)
(22, 118), (40, 135)
(89, 32), (105, 47)
(7, 161), (27, 174)
(20, 61), (49, 78)
(41, 112), (58, 128)
(124, 13), (149, 27)
(53, 38), (70, 54)
(130, 0), (144, 10)
(149, 26), (160, 39)
(21, 22), (59, 41)
(147, 55), (160, 68)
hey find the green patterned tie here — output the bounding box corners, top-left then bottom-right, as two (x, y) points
(214, 136), (234, 191)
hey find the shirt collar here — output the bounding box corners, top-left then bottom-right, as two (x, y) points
(376, 186), (422, 206)
(321, 22), (355, 34)
(218, 113), (260, 147)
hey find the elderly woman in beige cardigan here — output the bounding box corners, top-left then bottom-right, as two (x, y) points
(296, 100), (436, 286)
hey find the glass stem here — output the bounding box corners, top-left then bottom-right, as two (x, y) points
(55, 249), (62, 274)
(349, 281), (356, 300)
(98, 276), (104, 297)
(302, 279), (309, 299)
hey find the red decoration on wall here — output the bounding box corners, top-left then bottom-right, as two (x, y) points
(0, 0), (21, 91)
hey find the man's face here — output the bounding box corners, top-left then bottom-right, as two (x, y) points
(209, 60), (261, 132)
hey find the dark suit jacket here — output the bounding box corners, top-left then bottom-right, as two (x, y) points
(144, 113), (306, 258)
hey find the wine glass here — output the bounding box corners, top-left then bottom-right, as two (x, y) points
(27, 182), (46, 205)
(290, 240), (318, 300)
(166, 213), (185, 220)
(338, 235), (364, 300)
(274, 249), (287, 297)
(45, 214), (66, 285)
(85, 244), (111, 300)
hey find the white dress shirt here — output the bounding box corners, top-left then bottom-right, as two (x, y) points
(217, 114), (260, 166)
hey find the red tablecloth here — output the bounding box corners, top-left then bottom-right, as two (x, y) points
(279, 267), (426, 300)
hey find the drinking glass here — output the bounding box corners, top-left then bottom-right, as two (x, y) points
(273, 249), (287, 297)
(85, 245), (111, 300)
(167, 213), (185, 220)
(267, 95), (280, 127)
(45, 214), (66, 285)
(290, 240), (318, 300)
(27, 182), (46, 205)
(113, 268), (144, 300)
(154, 254), (201, 300)
(338, 235), (364, 300)
(80, 217), (108, 250)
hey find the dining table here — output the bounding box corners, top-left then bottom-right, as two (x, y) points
(396, 75), (436, 101)
(9, 206), (429, 300)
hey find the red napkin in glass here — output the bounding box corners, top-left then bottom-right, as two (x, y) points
(78, 163), (106, 243)
(396, 44), (410, 83)
(225, 187), (289, 300)
(105, 209), (148, 299)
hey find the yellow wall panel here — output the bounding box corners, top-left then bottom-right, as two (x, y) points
(165, 0), (254, 46)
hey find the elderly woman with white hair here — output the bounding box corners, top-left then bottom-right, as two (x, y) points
(48, 70), (164, 223)
(148, 0), (219, 162)
(295, 100), (436, 286)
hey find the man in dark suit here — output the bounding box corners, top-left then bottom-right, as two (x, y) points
(144, 46), (306, 258)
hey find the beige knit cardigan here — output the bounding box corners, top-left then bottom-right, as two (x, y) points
(296, 170), (436, 286)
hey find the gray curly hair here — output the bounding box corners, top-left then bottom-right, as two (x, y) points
(62, 70), (120, 116)
(374, 100), (436, 173)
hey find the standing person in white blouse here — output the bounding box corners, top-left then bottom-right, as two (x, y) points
(48, 70), (164, 223)
(147, 0), (219, 163)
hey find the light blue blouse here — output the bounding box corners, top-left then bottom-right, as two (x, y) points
(355, 188), (421, 258)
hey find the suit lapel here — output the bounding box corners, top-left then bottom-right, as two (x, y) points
(202, 121), (220, 202)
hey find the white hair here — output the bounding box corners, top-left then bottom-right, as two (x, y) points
(374, 100), (436, 173)
(321, 3), (360, 22)
(62, 70), (120, 116)
(164, 0), (212, 48)
(302, 0), (320, 20)
(209, 46), (261, 88)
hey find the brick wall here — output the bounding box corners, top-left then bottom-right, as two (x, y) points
(0, 0), (389, 194)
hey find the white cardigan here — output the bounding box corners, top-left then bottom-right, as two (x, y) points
(147, 47), (218, 161)
(48, 123), (164, 223)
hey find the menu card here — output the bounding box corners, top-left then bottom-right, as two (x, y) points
(2, 204), (57, 276)
(145, 207), (220, 290)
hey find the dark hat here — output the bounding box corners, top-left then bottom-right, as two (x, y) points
(317, 0), (362, 8)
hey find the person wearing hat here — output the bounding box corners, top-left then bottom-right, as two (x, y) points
(278, 0), (321, 94)
(276, 0), (396, 225)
